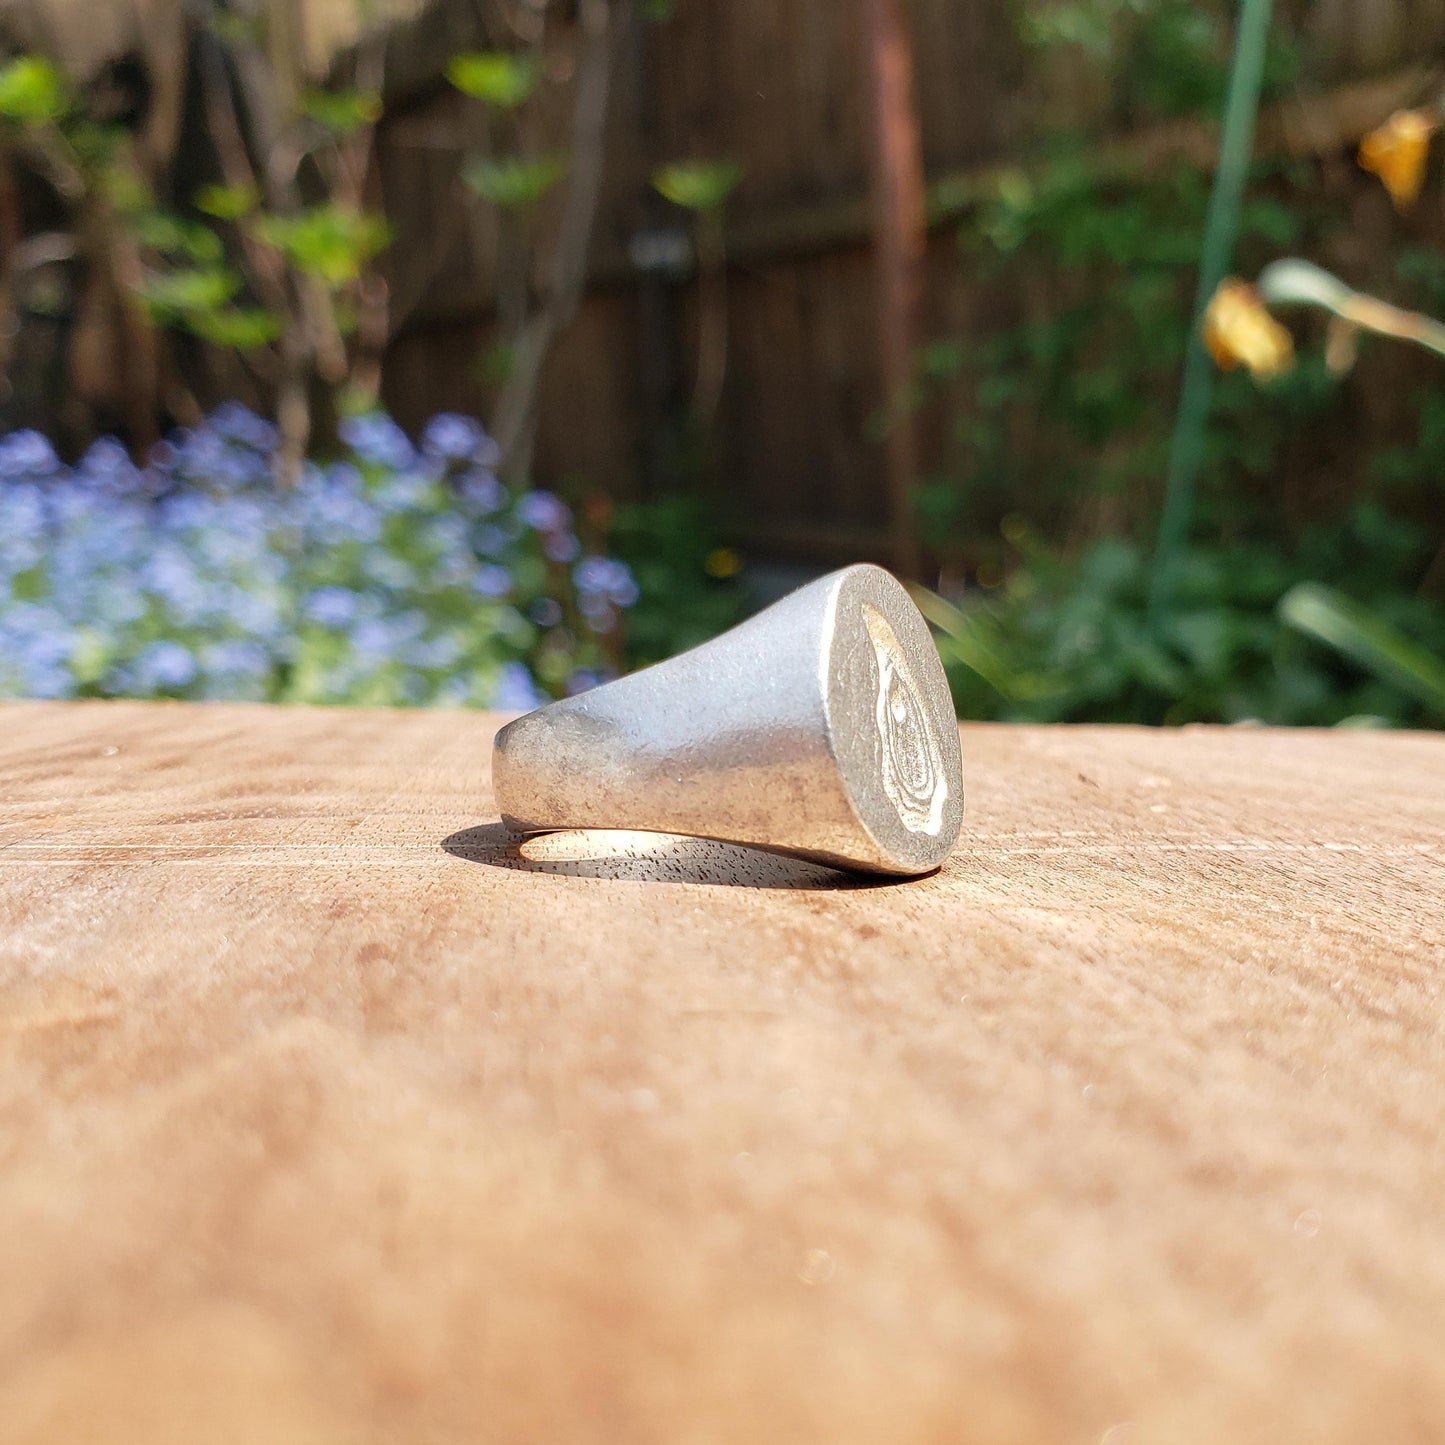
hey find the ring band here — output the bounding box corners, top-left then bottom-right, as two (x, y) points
(491, 563), (964, 876)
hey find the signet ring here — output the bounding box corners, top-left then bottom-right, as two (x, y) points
(492, 563), (964, 875)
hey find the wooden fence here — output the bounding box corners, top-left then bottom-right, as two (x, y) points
(9, 0), (1445, 565)
(366, 0), (1445, 566)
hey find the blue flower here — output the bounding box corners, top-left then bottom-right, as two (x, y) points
(350, 617), (396, 662)
(516, 489), (571, 533)
(135, 640), (198, 690)
(473, 563), (512, 598)
(0, 483), (46, 573)
(142, 549), (209, 623)
(1, 407), (622, 712)
(204, 639), (271, 675)
(375, 467), (435, 514)
(0, 602), (74, 698)
(573, 556), (639, 608)
(492, 660), (543, 712)
(209, 402), (279, 453)
(421, 413), (485, 463)
(340, 412), (416, 470)
(305, 586), (360, 628)
(169, 424), (271, 490)
(305, 466), (382, 545)
(458, 466), (504, 516)
(0, 430), (60, 481)
(76, 437), (145, 495)
(198, 639), (271, 700)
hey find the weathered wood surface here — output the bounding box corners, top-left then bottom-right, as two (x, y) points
(0, 700), (1442, 1443)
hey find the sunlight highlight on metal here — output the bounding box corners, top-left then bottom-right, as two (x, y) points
(493, 564), (964, 876)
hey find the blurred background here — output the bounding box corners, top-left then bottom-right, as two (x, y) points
(0, 0), (1442, 725)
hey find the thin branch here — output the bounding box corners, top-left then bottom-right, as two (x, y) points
(196, 27), (290, 314)
(492, 0), (619, 480)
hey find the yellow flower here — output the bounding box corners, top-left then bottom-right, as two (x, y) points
(1202, 278), (1294, 380)
(704, 546), (743, 580)
(1358, 109), (1437, 212)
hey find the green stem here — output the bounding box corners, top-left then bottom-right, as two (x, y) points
(1148, 0), (1273, 619)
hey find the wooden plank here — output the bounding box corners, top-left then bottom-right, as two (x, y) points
(0, 700), (1442, 1443)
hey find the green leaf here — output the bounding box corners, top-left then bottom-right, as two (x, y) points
(101, 163), (153, 215)
(187, 306), (283, 349)
(446, 52), (540, 108)
(133, 266), (240, 316)
(0, 57), (67, 124)
(652, 159), (744, 211)
(1280, 583), (1445, 715)
(252, 205), (390, 285)
(1019, 3), (1114, 56)
(69, 628), (111, 686)
(194, 182), (260, 221)
(136, 212), (225, 264)
(302, 88), (382, 135)
(462, 154), (567, 209)
(913, 586), (1059, 703)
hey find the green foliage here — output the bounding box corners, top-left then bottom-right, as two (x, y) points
(1017, 0), (1297, 119)
(193, 181), (260, 221)
(301, 87), (382, 136)
(918, 150), (1318, 551)
(98, 159), (152, 213)
(187, 306), (284, 350)
(652, 159), (745, 211)
(927, 507), (1445, 726)
(134, 265), (240, 317)
(1019, 0), (1122, 58)
(910, 0), (1444, 730)
(253, 204), (390, 286)
(135, 212), (225, 264)
(446, 51), (541, 109)
(463, 155), (567, 209)
(0, 37), (397, 399)
(0, 56), (66, 124)
(1281, 584), (1445, 716)
(608, 496), (748, 669)
(131, 245), (281, 350)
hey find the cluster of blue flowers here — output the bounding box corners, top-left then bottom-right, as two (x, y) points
(0, 405), (636, 708)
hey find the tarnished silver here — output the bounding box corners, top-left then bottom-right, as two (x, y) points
(491, 563), (964, 875)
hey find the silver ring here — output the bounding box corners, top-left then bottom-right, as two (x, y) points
(492, 563), (964, 875)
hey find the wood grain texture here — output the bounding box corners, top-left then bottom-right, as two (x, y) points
(0, 700), (1441, 1444)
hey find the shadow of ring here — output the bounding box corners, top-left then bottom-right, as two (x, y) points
(441, 822), (883, 891)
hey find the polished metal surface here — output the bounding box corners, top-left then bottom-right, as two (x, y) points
(491, 563), (964, 875)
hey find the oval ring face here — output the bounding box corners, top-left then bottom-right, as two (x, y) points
(862, 602), (949, 837)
